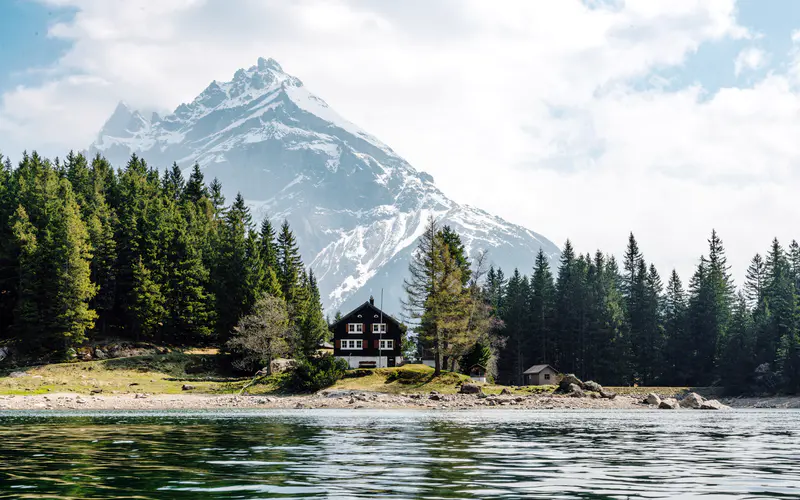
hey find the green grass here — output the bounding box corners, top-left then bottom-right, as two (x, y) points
(328, 364), (468, 394)
(0, 352), (249, 395)
(0, 353), (711, 398)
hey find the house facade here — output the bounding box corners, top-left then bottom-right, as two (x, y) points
(523, 364), (558, 386)
(331, 296), (403, 369)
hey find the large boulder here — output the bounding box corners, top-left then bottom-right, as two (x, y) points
(659, 399), (679, 409)
(558, 374), (584, 393)
(500, 388), (512, 395)
(94, 348), (108, 360)
(700, 399), (730, 410)
(584, 381), (603, 393)
(644, 393), (661, 406)
(460, 383), (483, 395)
(9, 371), (28, 378)
(568, 383), (585, 398)
(680, 392), (705, 409)
(270, 358), (298, 374)
(0, 347), (8, 362)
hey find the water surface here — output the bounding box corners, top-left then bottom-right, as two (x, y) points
(0, 409), (798, 499)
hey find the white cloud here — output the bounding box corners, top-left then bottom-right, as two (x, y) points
(734, 47), (766, 76)
(3, 0), (798, 286)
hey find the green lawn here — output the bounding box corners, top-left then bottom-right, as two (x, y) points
(0, 353), (707, 398)
(0, 352), (248, 395)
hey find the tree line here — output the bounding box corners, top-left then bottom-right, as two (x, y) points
(0, 151), (328, 363)
(405, 217), (800, 394)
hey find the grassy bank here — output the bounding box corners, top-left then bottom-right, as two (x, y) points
(0, 351), (246, 395)
(0, 351), (708, 398)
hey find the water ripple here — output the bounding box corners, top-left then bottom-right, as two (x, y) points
(0, 409), (798, 499)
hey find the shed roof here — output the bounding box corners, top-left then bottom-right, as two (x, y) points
(523, 364), (556, 375)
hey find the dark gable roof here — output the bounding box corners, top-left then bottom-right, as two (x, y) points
(331, 301), (402, 328)
(523, 364), (556, 375)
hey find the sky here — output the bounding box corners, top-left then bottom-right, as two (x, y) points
(1, 0), (800, 285)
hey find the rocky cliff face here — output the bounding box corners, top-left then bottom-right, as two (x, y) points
(89, 57), (560, 314)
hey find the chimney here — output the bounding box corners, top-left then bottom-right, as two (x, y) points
(369, 295), (375, 306)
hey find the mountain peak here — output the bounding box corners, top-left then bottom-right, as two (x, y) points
(88, 59), (561, 311)
(257, 57), (283, 72)
(97, 101), (148, 138)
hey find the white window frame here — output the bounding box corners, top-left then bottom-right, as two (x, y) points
(341, 339), (363, 350)
(372, 323), (387, 334)
(347, 323), (363, 334)
(379, 339), (394, 350)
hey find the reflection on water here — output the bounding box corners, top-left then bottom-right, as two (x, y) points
(0, 409), (798, 499)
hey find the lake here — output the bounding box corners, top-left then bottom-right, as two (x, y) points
(0, 409), (798, 499)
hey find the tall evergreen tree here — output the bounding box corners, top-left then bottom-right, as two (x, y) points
(529, 249), (556, 366)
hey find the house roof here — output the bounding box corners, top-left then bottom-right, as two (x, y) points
(330, 300), (402, 328)
(523, 364), (556, 375)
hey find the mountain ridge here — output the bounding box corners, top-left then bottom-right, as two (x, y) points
(88, 57), (561, 314)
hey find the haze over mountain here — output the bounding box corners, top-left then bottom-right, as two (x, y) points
(88, 57), (560, 314)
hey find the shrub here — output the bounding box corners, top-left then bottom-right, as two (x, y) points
(288, 355), (349, 393)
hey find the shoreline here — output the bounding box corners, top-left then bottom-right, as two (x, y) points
(0, 391), (791, 411)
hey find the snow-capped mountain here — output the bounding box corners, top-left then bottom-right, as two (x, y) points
(89, 57), (560, 314)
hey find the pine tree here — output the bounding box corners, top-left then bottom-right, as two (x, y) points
(129, 257), (166, 341)
(498, 269), (531, 384)
(212, 193), (262, 341)
(209, 177), (226, 216)
(162, 163), (185, 201)
(259, 218), (282, 298)
(529, 248), (556, 366)
(719, 292), (756, 394)
(439, 225), (471, 285)
(762, 239), (794, 367)
(184, 164), (208, 203)
(663, 270), (689, 385)
(686, 230), (734, 385)
(295, 269), (329, 359)
(744, 254), (767, 310)
(163, 208), (215, 344)
(276, 220), (305, 319)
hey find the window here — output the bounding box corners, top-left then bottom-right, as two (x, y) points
(341, 339), (363, 350)
(544, 373), (551, 380)
(372, 323), (387, 334)
(347, 323), (363, 334)
(379, 339), (394, 350)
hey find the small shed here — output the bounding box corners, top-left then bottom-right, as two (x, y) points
(523, 364), (558, 386)
(469, 364), (487, 383)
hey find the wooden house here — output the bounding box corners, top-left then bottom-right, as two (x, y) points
(331, 296), (403, 369)
(523, 364), (558, 385)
